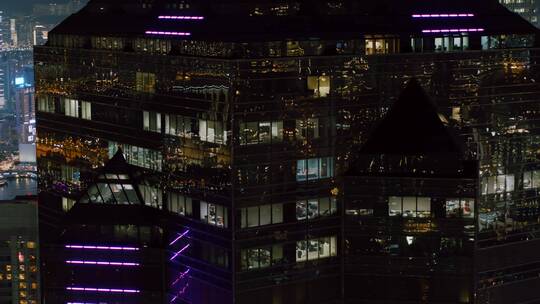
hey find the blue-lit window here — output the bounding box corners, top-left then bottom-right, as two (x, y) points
(109, 141), (162, 171)
(296, 197), (337, 220)
(296, 236), (337, 262)
(200, 201), (228, 228)
(296, 157), (334, 181)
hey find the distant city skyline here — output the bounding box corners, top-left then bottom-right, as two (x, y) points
(1, 0), (83, 14)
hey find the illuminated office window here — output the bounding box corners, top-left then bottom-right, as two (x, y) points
(434, 35), (469, 52)
(200, 201), (228, 228)
(167, 192), (193, 216)
(63, 98), (79, 118)
(307, 76), (330, 97)
(165, 114), (196, 138)
(296, 197), (337, 220)
(296, 157), (334, 181)
(239, 121), (283, 145)
(135, 72), (156, 93)
(365, 36), (399, 55)
(296, 117), (320, 140)
(523, 170), (540, 189)
(81, 101), (91, 120)
(139, 184), (162, 209)
(61, 197), (76, 212)
(199, 119), (225, 144)
(240, 244), (283, 270)
(388, 196), (431, 218)
(241, 244), (283, 270)
(481, 174), (515, 194)
(109, 141), (162, 171)
(446, 198), (475, 218)
(296, 236), (337, 262)
(143, 111), (162, 133)
(37, 95), (55, 113)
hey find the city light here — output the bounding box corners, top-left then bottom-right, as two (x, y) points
(169, 230), (190, 246)
(422, 28), (484, 33)
(172, 268), (191, 286)
(66, 260), (140, 266)
(145, 31), (191, 36)
(65, 245), (139, 251)
(412, 13), (474, 18)
(66, 287), (140, 293)
(158, 16), (204, 20)
(170, 244), (190, 261)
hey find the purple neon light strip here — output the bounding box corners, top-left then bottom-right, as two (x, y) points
(422, 28), (484, 33)
(65, 245), (139, 251)
(66, 287), (140, 293)
(172, 268), (191, 286)
(170, 244), (190, 261)
(66, 260), (140, 266)
(413, 13), (474, 18)
(169, 230), (190, 246)
(158, 15), (204, 20)
(145, 31), (191, 36)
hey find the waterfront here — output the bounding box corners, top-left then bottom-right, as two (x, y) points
(0, 177), (36, 200)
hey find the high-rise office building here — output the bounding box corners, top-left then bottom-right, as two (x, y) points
(35, 0), (540, 303)
(0, 11), (4, 109)
(9, 19), (17, 49)
(14, 66), (36, 163)
(0, 196), (40, 304)
(500, 0), (540, 28)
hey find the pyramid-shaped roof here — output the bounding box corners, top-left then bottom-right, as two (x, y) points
(78, 150), (144, 205)
(360, 79), (462, 155)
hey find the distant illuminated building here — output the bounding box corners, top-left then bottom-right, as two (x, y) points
(35, 0), (540, 303)
(0, 196), (40, 304)
(9, 19), (16, 48)
(0, 11), (4, 109)
(14, 66), (36, 163)
(500, 0), (540, 27)
(32, 25), (48, 46)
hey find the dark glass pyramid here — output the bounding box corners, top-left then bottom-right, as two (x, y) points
(360, 79), (462, 155)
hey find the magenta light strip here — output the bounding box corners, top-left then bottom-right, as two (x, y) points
(422, 28), (484, 33)
(66, 287), (140, 293)
(158, 16), (204, 20)
(145, 31), (191, 36)
(169, 230), (190, 246)
(66, 260), (140, 266)
(172, 268), (191, 286)
(170, 244), (190, 261)
(412, 13), (474, 18)
(65, 245), (139, 251)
